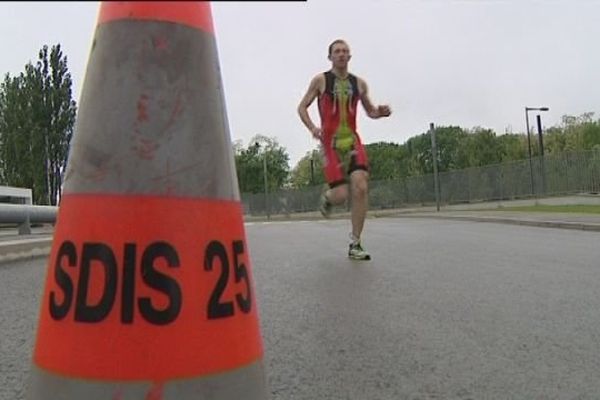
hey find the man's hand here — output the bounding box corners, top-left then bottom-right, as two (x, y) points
(377, 105), (392, 118)
(310, 126), (323, 141)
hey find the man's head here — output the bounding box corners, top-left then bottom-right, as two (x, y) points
(328, 39), (351, 69)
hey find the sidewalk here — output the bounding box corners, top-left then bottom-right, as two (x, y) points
(385, 194), (600, 231)
(245, 194), (600, 232)
(2, 195), (599, 264)
(388, 209), (600, 232)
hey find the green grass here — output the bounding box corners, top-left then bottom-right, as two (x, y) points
(495, 204), (600, 214)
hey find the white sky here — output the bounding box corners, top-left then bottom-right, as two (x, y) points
(1, 1), (599, 166)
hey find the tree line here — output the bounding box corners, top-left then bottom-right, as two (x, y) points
(1, 44), (598, 202)
(239, 115), (600, 193)
(0, 44), (76, 205)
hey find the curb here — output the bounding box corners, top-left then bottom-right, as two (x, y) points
(0, 236), (53, 265)
(392, 214), (600, 232)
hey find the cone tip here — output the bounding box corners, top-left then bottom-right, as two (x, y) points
(97, 2), (214, 33)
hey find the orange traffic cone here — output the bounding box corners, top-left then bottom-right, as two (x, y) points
(27, 2), (268, 399)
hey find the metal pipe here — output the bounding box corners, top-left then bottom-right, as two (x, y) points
(0, 204), (57, 224)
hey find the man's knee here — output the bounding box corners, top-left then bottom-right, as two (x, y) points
(329, 184), (349, 204)
(351, 171), (369, 198)
(353, 181), (368, 198)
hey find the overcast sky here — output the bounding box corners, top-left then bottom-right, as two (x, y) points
(1, 1), (599, 166)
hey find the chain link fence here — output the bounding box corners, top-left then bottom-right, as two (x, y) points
(241, 149), (600, 216)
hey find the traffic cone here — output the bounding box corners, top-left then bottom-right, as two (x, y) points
(27, 2), (268, 399)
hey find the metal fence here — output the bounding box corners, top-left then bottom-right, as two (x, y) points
(241, 149), (600, 216)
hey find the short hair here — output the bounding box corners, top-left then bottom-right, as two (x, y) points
(328, 39), (348, 56)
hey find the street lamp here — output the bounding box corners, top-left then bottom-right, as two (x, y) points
(254, 141), (269, 219)
(525, 106), (549, 196)
(429, 122), (441, 212)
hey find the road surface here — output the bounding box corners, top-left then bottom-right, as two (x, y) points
(2, 217), (599, 399)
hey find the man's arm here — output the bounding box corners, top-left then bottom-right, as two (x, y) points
(297, 74), (324, 140)
(358, 77), (392, 119)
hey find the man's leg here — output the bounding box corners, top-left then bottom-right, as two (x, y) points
(349, 169), (369, 240)
(320, 146), (349, 217)
(347, 169), (370, 260)
(325, 184), (348, 206)
(319, 183), (348, 218)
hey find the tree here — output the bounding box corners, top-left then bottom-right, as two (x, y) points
(1, 65), (32, 196)
(289, 148), (324, 188)
(467, 127), (502, 167)
(234, 135), (290, 193)
(365, 142), (408, 181)
(432, 126), (469, 171)
(0, 44), (76, 205)
(40, 45), (77, 205)
(580, 120), (600, 151)
(496, 133), (527, 162)
(544, 126), (568, 155)
(404, 132), (433, 176)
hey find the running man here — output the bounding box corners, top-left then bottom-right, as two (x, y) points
(297, 39), (392, 260)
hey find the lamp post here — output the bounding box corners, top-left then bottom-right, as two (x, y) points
(536, 114), (547, 195)
(429, 122), (441, 211)
(254, 141), (269, 219)
(525, 106), (549, 197)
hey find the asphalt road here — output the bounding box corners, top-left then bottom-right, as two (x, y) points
(2, 218), (600, 399)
